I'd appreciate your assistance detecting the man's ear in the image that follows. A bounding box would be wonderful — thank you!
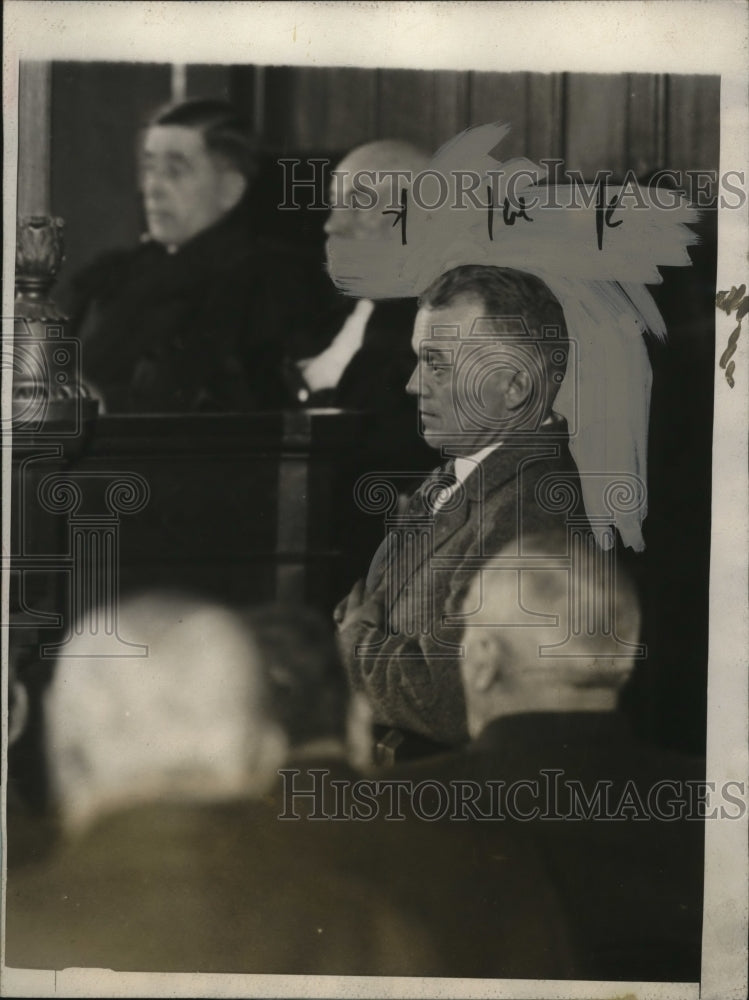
[505,369,533,410]
[468,633,502,693]
[218,169,247,212]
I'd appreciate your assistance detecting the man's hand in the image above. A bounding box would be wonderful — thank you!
[297,298,374,392]
[332,581,359,628]
[81,378,107,414]
[335,578,384,634]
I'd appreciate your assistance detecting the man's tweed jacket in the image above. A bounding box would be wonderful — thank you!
[339,421,584,746]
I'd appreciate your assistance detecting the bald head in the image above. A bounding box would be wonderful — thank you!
[325,139,430,241]
[336,140,430,177]
[459,537,641,738]
[46,592,287,835]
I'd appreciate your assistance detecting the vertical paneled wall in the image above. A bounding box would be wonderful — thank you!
[50,63,230,289]
[50,63,171,291]
[250,66,719,175]
[48,64,720,284]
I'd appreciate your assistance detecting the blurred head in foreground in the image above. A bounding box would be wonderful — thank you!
[46,592,287,835]
[244,603,372,769]
[459,537,641,740]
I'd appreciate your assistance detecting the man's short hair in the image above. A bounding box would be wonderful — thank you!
[46,593,282,834]
[419,265,569,398]
[464,535,641,691]
[149,98,259,181]
[244,604,348,747]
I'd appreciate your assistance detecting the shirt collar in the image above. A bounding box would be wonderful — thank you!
[454,442,502,485]
[452,414,557,485]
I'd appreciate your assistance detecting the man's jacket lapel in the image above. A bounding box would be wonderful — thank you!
[367,433,571,607]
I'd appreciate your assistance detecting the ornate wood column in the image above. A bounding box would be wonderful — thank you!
[11,62,97,655]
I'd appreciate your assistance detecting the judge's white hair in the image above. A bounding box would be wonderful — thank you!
[45,591,287,835]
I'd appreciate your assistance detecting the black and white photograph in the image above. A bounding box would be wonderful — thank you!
[2,3,747,998]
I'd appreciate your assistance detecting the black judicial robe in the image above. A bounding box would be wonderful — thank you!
[299,294,435,472]
[65,206,312,414]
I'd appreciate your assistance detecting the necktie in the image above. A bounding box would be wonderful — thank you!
[365,461,458,593]
[421,459,459,514]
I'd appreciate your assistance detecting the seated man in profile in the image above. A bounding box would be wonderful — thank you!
[66,98,300,413]
[291,138,434,474]
[335,264,584,751]
[297,144,428,412]
[444,542,704,982]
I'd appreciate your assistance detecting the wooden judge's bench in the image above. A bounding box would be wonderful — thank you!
[8,391,394,811]
[10,405,379,662]
[88,409,370,608]
[9,60,386,662]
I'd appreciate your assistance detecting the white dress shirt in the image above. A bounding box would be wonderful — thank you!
[431,414,555,511]
[431,442,503,511]
[297,298,375,392]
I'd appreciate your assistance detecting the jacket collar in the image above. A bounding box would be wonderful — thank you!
[141,200,260,275]
[472,711,635,772]
[442,414,571,503]
[381,437,554,601]
[372,417,572,601]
